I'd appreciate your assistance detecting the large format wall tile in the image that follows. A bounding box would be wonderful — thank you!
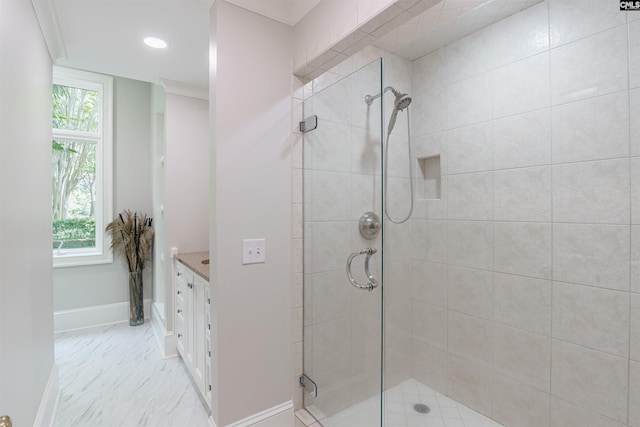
[493,109,551,170]
[631,293,640,362]
[552,223,630,291]
[494,222,552,279]
[445,73,492,130]
[409,87,446,137]
[493,166,552,222]
[304,121,352,172]
[307,221,352,274]
[493,52,550,119]
[492,374,550,427]
[307,170,352,221]
[413,301,447,350]
[306,270,352,325]
[447,311,492,367]
[412,261,447,307]
[447,266,493,320]
[350,127,380,175]
[447,221,493,270]
[493,273,552,336]
[412,220,447,263]
[551,340,628,423]
[550,396,627,427]
[550,25,628,105]
[447,172,493,221]
[632,226,640,293]
[549,0,626,48]
[445,122,492,174]
[493,323,551,392]
[491,1,549,69]
[630,360,640,426]
[630,20,640,89]
[447,355,493,415]
[631,157,640,225]
[412,341,448,393]
[551,92,629,164]
[411,48,445,97]
[552,281,629,357]
[445,27,493,85]
[552,159,630,224]
[631,90,640,157]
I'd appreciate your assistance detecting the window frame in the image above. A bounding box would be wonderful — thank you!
[52,66,113,268]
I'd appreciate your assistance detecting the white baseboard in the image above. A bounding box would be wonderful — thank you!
[224,401,294,427]
[151,302,178,358]
[34,364,60,427]
[54,299,152,333]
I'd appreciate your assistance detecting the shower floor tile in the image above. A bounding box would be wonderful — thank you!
[311,379,503,427]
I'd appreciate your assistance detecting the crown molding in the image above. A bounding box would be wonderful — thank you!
[157,78,209,101]
[31,0,67,62]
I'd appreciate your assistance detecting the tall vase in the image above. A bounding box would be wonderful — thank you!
[129,270,144,326]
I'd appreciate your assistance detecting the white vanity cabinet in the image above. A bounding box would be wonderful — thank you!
[175,258,211,409]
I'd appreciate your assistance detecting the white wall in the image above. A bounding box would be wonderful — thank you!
[165,93,209,255]
[53,77,153,312]
[163,91,209,332]
[210,1,292,424]
[0,0,55,424]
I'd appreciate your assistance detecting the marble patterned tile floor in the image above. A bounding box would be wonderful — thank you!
[54,322,210,427]
[309,379,503,427]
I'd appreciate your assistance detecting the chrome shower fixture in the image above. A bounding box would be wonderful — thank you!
[365,86,412,109]
[365,85,415,224]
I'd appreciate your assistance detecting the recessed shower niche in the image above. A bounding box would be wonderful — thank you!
[417,154,441,200]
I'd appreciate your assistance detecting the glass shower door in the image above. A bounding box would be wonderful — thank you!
[302,58,384,427]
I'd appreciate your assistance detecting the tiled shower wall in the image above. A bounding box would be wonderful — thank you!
[295,1,640,426]
[409,1,640,426]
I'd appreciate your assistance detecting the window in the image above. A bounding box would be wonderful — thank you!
[52,67,113,267]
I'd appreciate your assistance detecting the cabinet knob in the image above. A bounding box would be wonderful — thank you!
[188,283,193,289]
[177,290,182,295]
[177,272,182,277]
[177,309,182,314]
[177,333,182,338]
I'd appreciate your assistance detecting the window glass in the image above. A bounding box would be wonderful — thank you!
[52,139,96,250]
[52,85,99,133]
[52,67,113,267]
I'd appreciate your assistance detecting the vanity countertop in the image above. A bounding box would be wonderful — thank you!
[175,251,210,281]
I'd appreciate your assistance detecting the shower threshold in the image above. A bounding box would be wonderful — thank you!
[307,379,504,427]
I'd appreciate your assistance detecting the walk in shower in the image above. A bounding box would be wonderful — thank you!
[301,56,501,427]
[301,2,640,426]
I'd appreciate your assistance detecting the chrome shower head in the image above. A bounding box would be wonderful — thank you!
[394,93,412,111]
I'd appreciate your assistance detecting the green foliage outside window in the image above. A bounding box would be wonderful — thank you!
[53,217,96,249]
[52,83,99,251]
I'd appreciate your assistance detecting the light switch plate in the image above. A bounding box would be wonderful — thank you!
[242,238,266,264]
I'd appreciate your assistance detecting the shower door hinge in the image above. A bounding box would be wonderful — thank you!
[299,115,318,133]
[299,374,318,398]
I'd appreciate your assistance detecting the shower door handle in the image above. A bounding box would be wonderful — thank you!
[346,248,378,291]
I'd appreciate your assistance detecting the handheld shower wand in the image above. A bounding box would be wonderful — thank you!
[365,86,414,224]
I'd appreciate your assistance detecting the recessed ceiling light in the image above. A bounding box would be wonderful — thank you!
[144,37,168,49]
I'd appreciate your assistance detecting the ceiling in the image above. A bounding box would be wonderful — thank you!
[32,0,538,95]
[32,0,320,95]
[225,0,321,26]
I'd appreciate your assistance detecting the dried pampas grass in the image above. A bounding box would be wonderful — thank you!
[106,210,154,272]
